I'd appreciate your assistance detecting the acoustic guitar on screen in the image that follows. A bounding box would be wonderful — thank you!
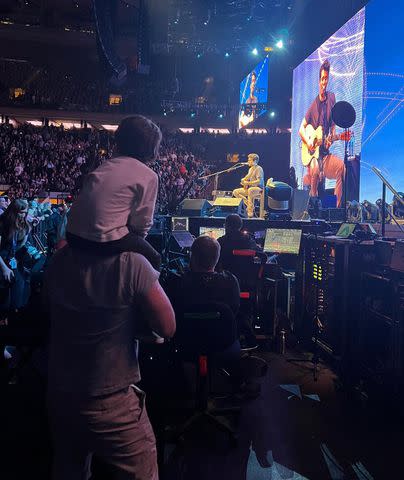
[301,124,352,166]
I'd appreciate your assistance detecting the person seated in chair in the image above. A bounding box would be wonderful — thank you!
[216,214,261,272]
[169,235,240,321]
[168,236,253,394]
[217,214,261,350]
[232,153,264,218]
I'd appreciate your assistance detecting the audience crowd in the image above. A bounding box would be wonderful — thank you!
[0,123,212,213]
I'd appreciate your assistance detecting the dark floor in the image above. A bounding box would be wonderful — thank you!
[1,348,403,480]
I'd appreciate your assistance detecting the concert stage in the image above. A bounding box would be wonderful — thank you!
[154,214,404,241]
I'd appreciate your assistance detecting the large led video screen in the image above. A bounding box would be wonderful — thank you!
[290,9,365,206]
[361,0,404,203]
[239,56,269,129]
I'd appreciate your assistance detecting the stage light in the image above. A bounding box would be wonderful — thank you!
[219,114,224,118]
[276,40,284,49]
[191,112,196,118]
[197,53,202,59]
[270,111,276,118]
[163,112,167,116]
[225,52,230,58]
[251,48,258,56]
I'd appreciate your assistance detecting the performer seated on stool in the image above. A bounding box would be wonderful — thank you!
[232,153,264,218]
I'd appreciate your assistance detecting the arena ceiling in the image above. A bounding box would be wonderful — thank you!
[164,0,296,54]
[0,0,296,54]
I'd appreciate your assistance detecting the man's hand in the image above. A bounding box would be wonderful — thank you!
[324,135,333,150]
[306,138,314,152]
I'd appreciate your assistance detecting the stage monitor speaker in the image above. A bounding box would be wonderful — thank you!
[212,197,244,217]
[179,199,210,217]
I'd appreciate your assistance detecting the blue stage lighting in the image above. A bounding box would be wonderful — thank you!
[252,48,258,56]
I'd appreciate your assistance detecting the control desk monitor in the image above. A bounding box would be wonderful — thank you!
[172,216,189,232]
[171,231,194,249]
[264,228,302,255]
[199,226,225,240]
[336,223,356,238]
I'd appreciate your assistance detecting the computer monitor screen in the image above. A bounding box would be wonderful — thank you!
[172,217,189,231]
[336,223,356,238]
[264,228,302,254]
[171,231,194,249]
[199,227,225,240]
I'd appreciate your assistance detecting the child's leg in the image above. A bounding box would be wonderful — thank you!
[66,233,161,270]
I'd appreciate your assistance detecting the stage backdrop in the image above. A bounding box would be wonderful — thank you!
[238,56,269,129]
[361,0,404,203]
[290,9,365,195]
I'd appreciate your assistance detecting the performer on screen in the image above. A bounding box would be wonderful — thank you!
[246,71,258,104]
[299,59,345,207]
[239,71,258,128]
[233,153,264,218]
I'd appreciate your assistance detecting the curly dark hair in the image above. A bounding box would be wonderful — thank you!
[319,59,330,79]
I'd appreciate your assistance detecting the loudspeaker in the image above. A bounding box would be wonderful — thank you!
[212,197,244,217]
[179,199,210,217]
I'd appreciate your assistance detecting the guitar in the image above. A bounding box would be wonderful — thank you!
[301,124,352,167]
[240,179,249,192]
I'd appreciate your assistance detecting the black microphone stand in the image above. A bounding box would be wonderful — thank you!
[343,128,349,222]
[198,162,248,194]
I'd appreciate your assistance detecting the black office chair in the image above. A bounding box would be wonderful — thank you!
[227,250,272,369]
[172,301,240,443]
[230,249,267,319]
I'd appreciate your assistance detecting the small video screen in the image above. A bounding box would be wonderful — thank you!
[172,231,194,249]
[264,228,302,255]
[336,223,356,238]
[199,227,225,240]
[171,216,189,232]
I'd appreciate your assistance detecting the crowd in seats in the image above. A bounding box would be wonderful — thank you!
[0,123,212,213]
[154,130,211,213]
[0,123,106,198]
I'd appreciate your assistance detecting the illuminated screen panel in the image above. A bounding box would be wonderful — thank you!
[290,9,365,195]
[171,217,189,231]
[239,56,269,129]
[361,0,404,202]
[199,227,225,240]
[264,229,302,255]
